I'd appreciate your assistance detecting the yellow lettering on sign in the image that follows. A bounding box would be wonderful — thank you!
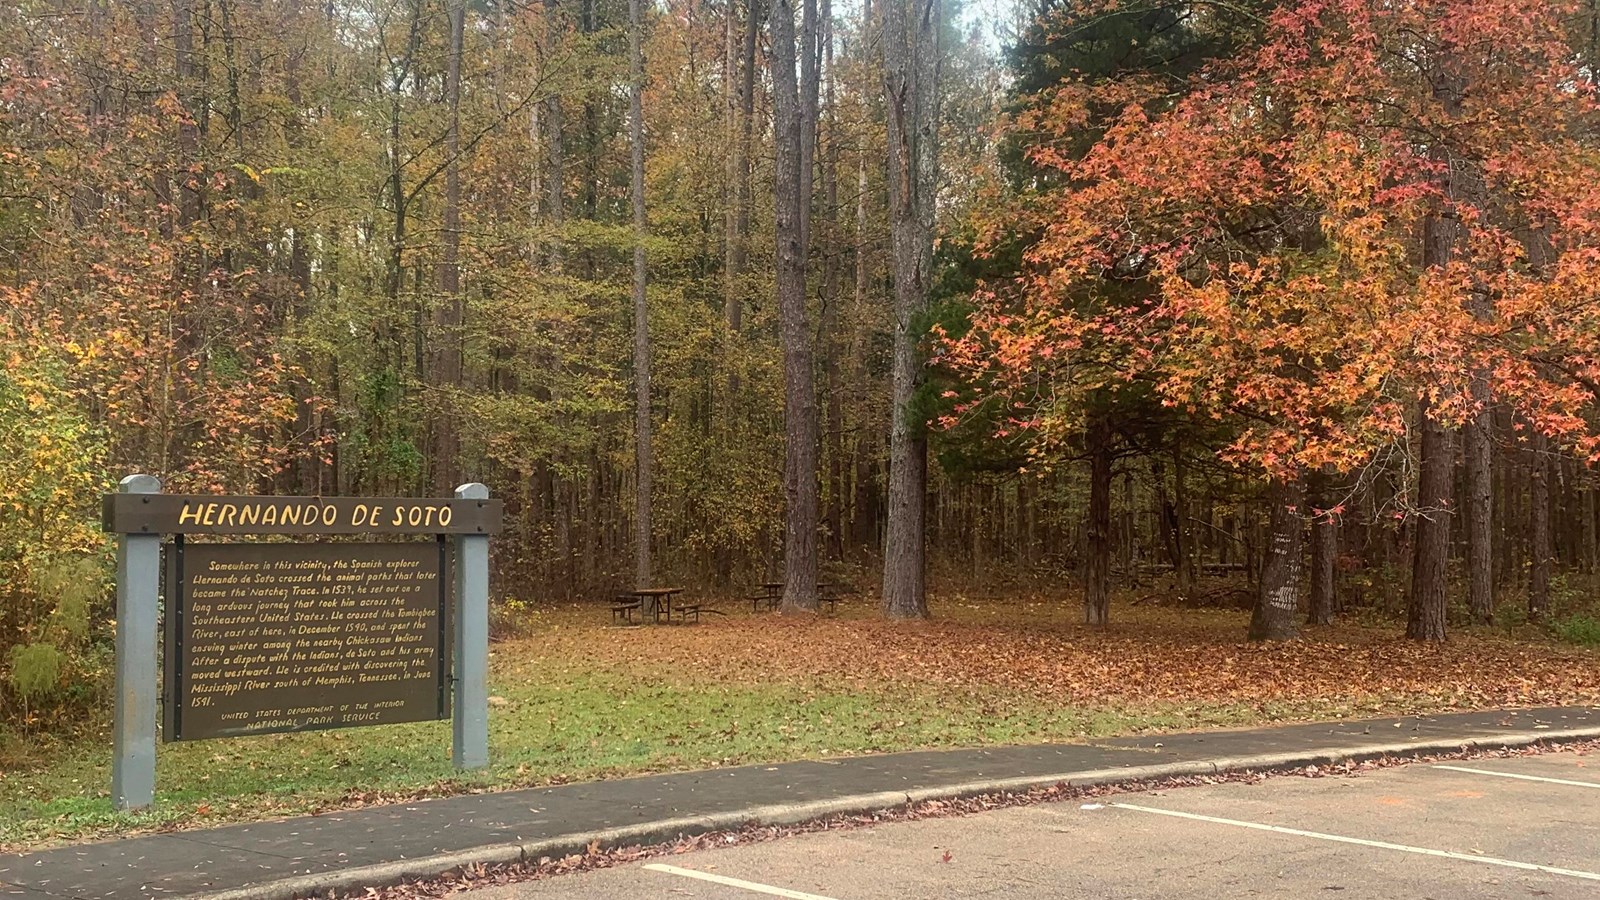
[239,504,261,526]
[218,504,238,527]
[200,502,219,526]
[262,505,279,526]
[281,505,301,526]
[178,503,203,526]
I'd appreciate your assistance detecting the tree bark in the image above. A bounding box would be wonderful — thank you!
[1464,294,1494,623]
[1530,433,1551,623]
[1249,477,1304,641]
[173,0,201,234]
[820,1,844,561]
[543,0,564,268]
[798,0,819,250]
[1583,482,1597,584]
[1119,469,1137,580]
[1172,449,1196,598]
[1308,469,1337,625]
[1404,55,1466,642]
[628,0,652,586]
[880,0,940,620]
[432,0,465,496]
[1464,404,1493,624]
[1152,458,1179,574]
[725,0,758,343]
[1083,415,1112,625]
[848,53,871,556]
[772,0,820,612]
[1407,407,1453,641]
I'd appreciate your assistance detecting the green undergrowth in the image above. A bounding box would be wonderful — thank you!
[1551,614,1600,647]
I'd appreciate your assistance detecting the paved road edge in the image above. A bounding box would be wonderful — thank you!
[195,727,1600,900]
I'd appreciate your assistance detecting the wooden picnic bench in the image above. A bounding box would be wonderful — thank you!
[752,581,783,612]
[610,593,646,624]
[753,582,852,614]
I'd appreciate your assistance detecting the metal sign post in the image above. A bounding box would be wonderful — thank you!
[113,474,161,811]
[452,482,490,770]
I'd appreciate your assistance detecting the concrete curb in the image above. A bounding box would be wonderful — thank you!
[196,727,1600,900]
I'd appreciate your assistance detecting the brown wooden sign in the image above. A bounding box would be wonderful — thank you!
[104,494,502,535]
[164,541,450,741]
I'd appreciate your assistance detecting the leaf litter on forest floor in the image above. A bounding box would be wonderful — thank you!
[510,603,1600,713]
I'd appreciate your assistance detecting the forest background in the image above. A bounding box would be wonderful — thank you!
[5,0,1600,749]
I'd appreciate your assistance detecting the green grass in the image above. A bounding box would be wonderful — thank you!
[10,593,1592,851]
[0,665,1341,851]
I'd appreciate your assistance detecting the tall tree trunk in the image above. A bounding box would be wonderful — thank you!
[1308,469,1337,626]
[527,2,543,259]
[1120,469,1137,579]
[1407,58,1468,641]
[1530,433,1551,623]
[173,0,201,234]
[1249,477,1304,641]
[432,0,465,496]
[737,0,758,306]
[820,1,844,561]
[880,0,940,620]
[772,0,820,612]
[1172,449,1196,598]
[543,0,564,268]
[1152,458,1179,572]
[723,0,739,304]
[1464,280,1494,623]
[1464,401,1493,624]
[1583,482,1597,586]
[385,0,424,311]
[848,73,871,557]
[580,0,600,228]
[853,436,879,551]
[629,0,652,586]
[1408,407,1453,641]
[798,0,818,248]
[1083,414,1112,625]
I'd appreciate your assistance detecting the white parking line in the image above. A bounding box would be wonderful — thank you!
[1103,803,1600,883]
[643,863,843,899]
[1433,765,1600,789]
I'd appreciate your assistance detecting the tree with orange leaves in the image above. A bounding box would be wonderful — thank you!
[955,0,1600,640]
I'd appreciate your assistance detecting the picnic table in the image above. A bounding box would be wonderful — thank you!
[632,587,682,622]
[753,581,848,612]
[610,587,702,624]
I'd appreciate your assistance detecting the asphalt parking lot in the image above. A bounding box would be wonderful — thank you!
[463,748,1599,899]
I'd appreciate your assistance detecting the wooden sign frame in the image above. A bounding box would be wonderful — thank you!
[105,477,498,810]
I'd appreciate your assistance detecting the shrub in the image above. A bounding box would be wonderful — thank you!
[0,323,112,726]
[7,643,65,701]
[1550,615,1600,648]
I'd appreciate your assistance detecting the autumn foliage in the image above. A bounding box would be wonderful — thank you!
[3,0,1600,734]
[960,0,1600,475]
